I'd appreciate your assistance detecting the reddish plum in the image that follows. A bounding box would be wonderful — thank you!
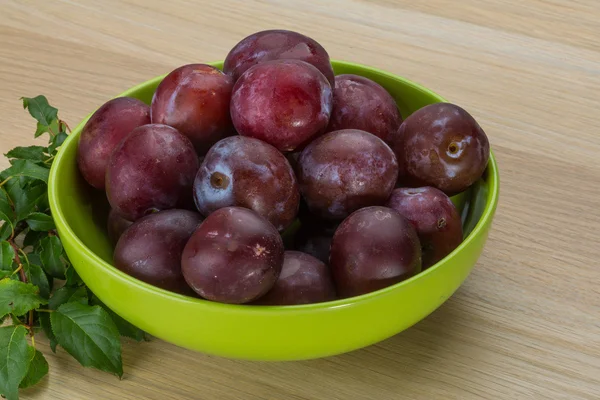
[181,207,284,304]
[330,206,422,297]
[230,59,332,152]
[327,74,402,142]
[387,187,463,269]
[106,124,199,221]
[224,29,334,85]
[77,97,150,189]
[297,129,398,220]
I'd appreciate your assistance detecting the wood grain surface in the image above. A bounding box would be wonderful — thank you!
[1,1,599,399]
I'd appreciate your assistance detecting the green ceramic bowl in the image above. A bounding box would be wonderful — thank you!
[48,60,499,361]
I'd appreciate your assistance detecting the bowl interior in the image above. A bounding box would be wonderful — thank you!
[50,60,498,309]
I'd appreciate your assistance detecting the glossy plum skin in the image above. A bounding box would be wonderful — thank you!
[387,187,463,269]
[391,103,490,195]
[113,209,202,295]
[107,208,132,246]
[77,97,150,189]
[327,74,402,143]
[297,129,399,220]
[230,59,333,152]
[224,29,335,85]
[151,64,235,155]
[181,207,284,304]
[106,124,199,221]
[193,136,300,231]
[330,206,422,298]
[255,251,336,305]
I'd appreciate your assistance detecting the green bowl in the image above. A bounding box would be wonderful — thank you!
[48,60,499,361]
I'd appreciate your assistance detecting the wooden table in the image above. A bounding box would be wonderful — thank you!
[2,1,599,398]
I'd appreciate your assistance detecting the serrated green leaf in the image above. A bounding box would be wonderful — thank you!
[37,236,65,279]
[51,302,123,377]
[47,131,68,155]
[39,313,57,352]
[25,212,55,232]
[13,184,47,222]
[64,266,83,287]
[0,241,15,272]
[90,295,146,342]
[0,190,14,241]
[5,146,48,162]
[19,349,48,389]
[49,286,87,310]
[0,160,49,184]
[23,263,51,299]
[0,325,34,400]
[0,278,47,319]
[21,96,58,138]
[23,230,45,249]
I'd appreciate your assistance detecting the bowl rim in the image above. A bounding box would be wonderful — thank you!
[48,59,500,313]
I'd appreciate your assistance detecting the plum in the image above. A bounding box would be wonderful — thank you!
[230,59,332,152]
[224,29,334,85]
[297,129,398,220]
[106,124,199,221]
[77,97,150,189]
[193,136,300,231]
[107,208,132,246]
[387,187,463,269]
[113,209,202,294]
[330,206,421,297]
[390,103,489,194]
[151,64,235,155]
[255,251,336,305]
[181,207,284,304]
[327,74,402,142]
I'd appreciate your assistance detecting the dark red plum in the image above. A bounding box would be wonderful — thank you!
[193,136,300,231]
[387,187,463,269]
[181,207,284,304]
[224,29,334,85]
[107,208,133,246]
[230,59,333,152]
[327,74,402,143]
[151,64,235,155]
[113,209,202,294]
[330,206,422,297]
[297,129,398,220]
[77,97,150,189]
[106,124,199,221]
[390,103,489,195]
[255,251,336,305]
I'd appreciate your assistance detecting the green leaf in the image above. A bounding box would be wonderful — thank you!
[21,96,58,138]
[0,160,49,184]
[39,313,57,352]
[0,278,47,319]
[64,266,83,287]
[0,325,34,400]
[13,184,47,221]
[19,349,48,389]
[51,302,123,377]
[90,296,146,342]
[25,212,55,231]
[5,146,48,162]
[47,131,68,155]
[0,241,15,272]
[49,286,87,310]
[0,190,14,241]
[23,263,51,299]
[23,230,45,249]
[37,236,65,279]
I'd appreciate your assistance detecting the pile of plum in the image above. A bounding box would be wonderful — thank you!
[77,29,489,305]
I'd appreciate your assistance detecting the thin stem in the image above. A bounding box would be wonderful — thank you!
[11,263,23,276]
[31,334,36,349]
[35,309,54,313]
[0,176,12,188]
[43,154,55,164]
[59,119,71,133]
[8,240,26,283]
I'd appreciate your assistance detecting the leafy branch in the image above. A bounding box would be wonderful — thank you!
[0,96,145,400]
